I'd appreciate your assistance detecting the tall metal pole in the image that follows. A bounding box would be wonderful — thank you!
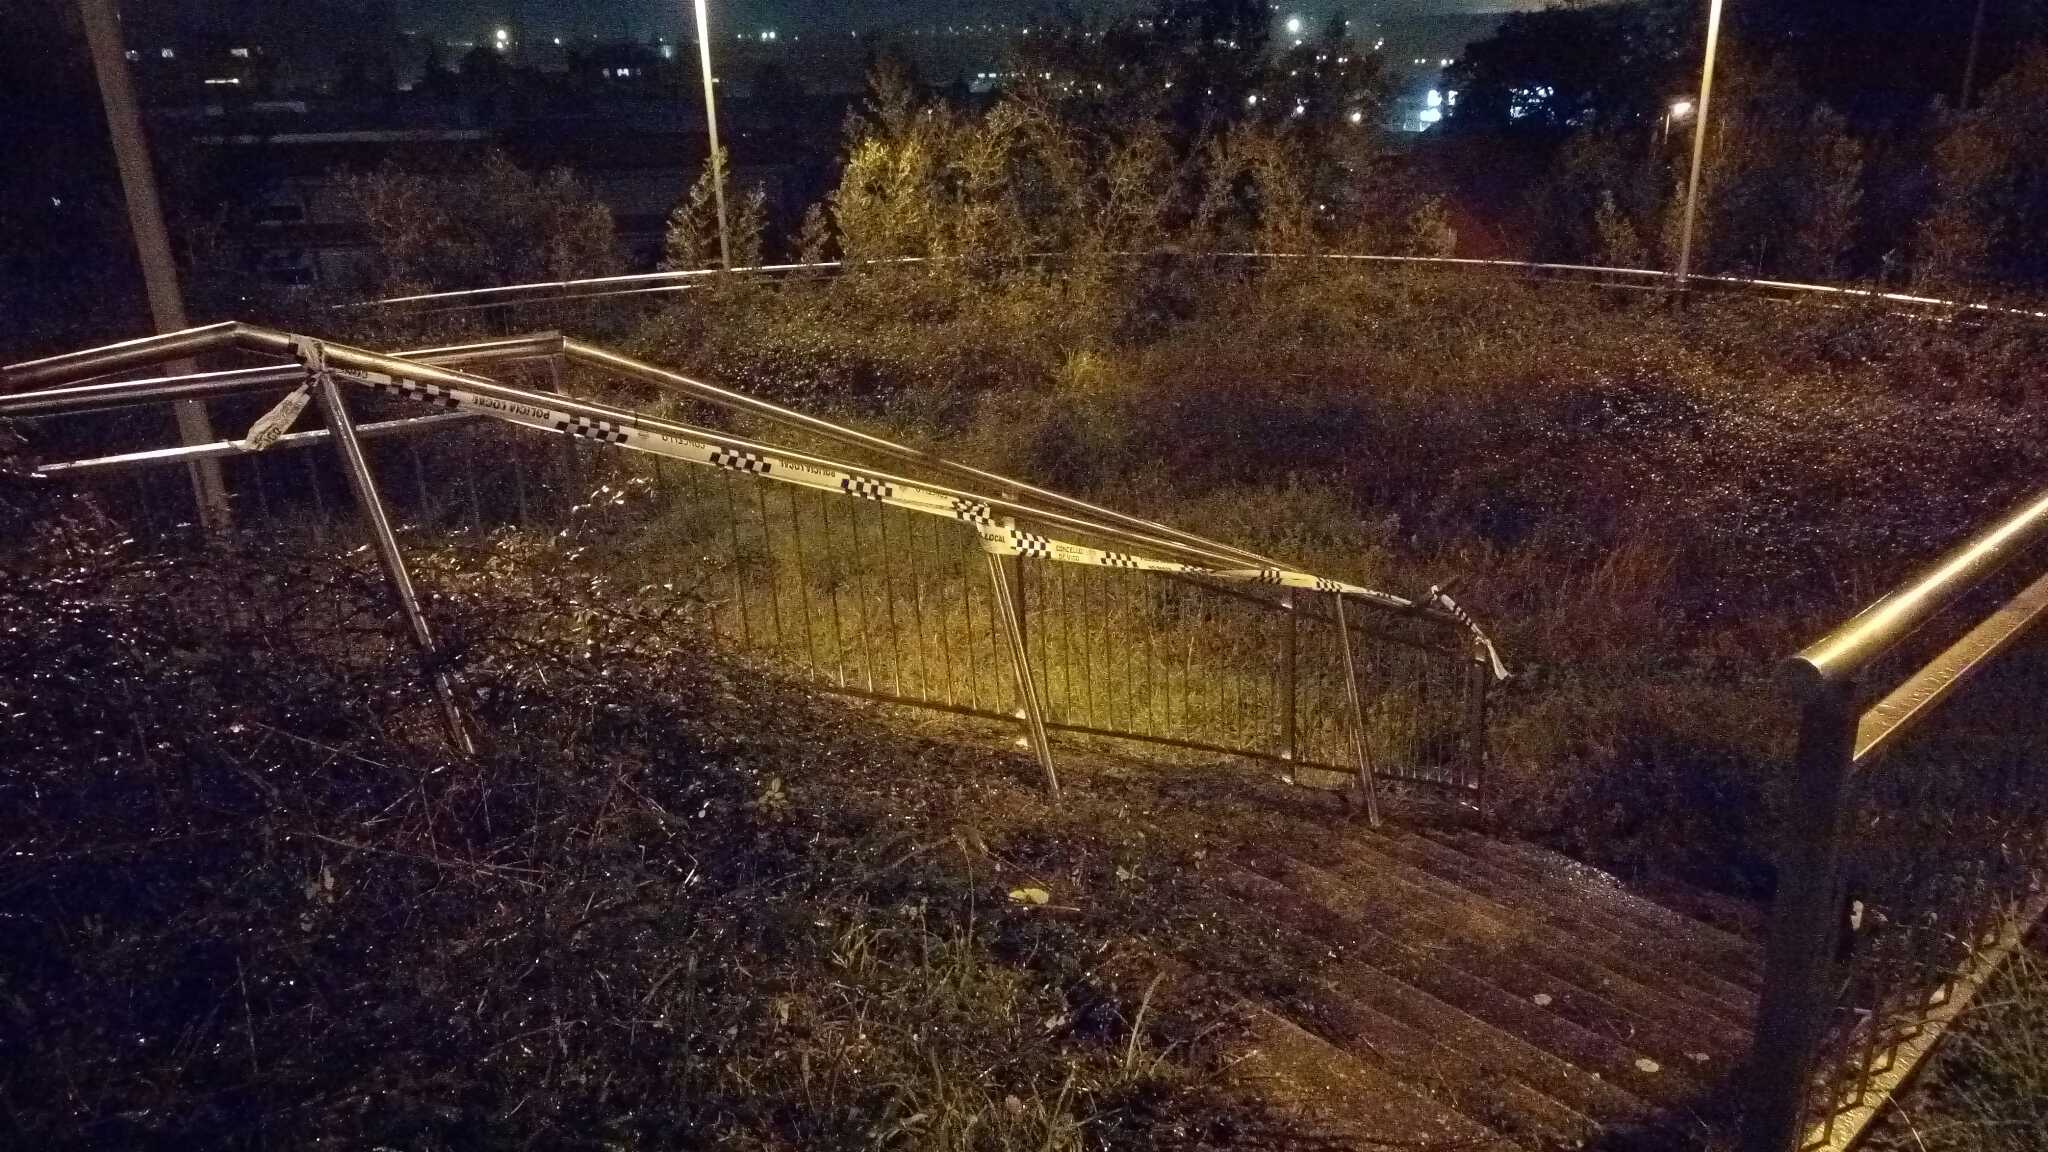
[1960,0,1990,111]
[1673,0,1725,293]
[690,0,734,270]
[77,0,231,533]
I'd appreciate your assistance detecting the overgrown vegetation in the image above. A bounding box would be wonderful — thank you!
[0,465,1289,1149]
[1872,949,2048,1152]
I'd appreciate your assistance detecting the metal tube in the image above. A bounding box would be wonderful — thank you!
[1791,485,2048,691]
[1742,676,1860,1152]
[2,322,243,391]
[690,0,733,270]
[986,550,1059,798]
[560,339,1279,570]
[1281,589,1299,761]
[1674,0,1726,291]
[73,0,228,532]
[310,365,475,756]
[36,412,479,475]
[1334,592,1382,827]
[1,334,562,417]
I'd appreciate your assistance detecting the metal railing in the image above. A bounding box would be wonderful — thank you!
[334,254,2048,331]
[3,324,1503,813]
[1744,488,2048,1152]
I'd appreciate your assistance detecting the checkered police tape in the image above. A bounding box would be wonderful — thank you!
[336,349,1496,667]
[1430,585,1511,682]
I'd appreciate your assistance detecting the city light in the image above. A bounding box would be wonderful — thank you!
[1284,15,1303,36]
[1669,98,1696,120]
[493,28,509,52]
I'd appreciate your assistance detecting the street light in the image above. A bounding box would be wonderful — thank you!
[1673,0,1724,292]
[689,0,733,270]
[1659,97,1694,147]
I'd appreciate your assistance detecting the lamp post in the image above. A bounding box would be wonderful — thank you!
[1673,0,1725,292]
[76,0,231,532]
[689,0,733,270]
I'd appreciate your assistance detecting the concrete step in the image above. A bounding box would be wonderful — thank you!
[1098,947,1531,1151]
[1422,828,1764,981]
[1210,860,1713,1113]
[1351,823,1764,1011]
[1297,833,1759,1041]
[1247,846,1754,1070]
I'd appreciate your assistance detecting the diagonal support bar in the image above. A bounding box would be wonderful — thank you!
[1334,591,1382,827]
[986,550,1059,799]
[302,342,475,756]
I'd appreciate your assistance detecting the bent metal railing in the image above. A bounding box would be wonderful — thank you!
[1745,489,2048,1152]
[1,324,1507,814]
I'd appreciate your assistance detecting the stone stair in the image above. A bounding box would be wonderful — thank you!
[1105,771,1765,1151]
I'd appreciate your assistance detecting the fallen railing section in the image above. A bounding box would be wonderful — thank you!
[3,325,1507,815]
[1745,488,2048,1152]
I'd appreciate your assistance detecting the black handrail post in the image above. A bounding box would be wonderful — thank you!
[1744,674,1860,1152]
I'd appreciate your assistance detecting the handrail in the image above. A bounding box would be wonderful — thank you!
[1785,486,2048,692]
[5,326,1276,573]
[1746,481,2048,1152]
[2,323,1466,624]
[560,338,1281,571]
[334,252,2048,325]
[0,333,565,415]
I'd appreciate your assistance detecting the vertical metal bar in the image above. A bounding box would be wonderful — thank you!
[462,439,483,533]
[408,441,431,522]
[1743,676,1861,1152]
[251,454,274,528]
[876,504,904,696]
[511,439,532,528]
[1334,593,1381,827]
[310,368,474,756]
[849,500,879,694]
[1281,590,1299,761]
[756,484,786,657]
[1469,652,1491,820]
[787,486,821,673]
[906,508,932,699]
[926,517,957,707]
[986,550,1059,799]
[685,465,721,647]
[723,471,753,653]
[818,497,849,688]
[1141,581,1159,734]
[302,449,327,543]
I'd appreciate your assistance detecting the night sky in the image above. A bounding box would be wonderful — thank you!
[396,1,1548,40]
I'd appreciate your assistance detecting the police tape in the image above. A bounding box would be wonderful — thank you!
[331,357,1507,679]
[1430,585,1510,682]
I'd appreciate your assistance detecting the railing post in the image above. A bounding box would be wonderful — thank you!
[1280,589,1298,763]
[1467,648,1490,822]
[986,550,1059,799]
[1744,675,1860,1152]
[1333,591,1381,827]
[307,355,476,757]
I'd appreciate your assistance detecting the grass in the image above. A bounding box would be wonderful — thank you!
[1872,949,2048,1152]
[0,482,1295,1150]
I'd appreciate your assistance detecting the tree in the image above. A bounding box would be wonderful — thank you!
[1651,57,1866,280]
[662,148,766,271]
[1445,2,1688,136]
[1917,46,2048,291]
[337,150,620,295]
